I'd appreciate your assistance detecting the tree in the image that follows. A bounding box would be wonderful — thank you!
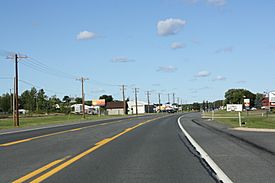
[255,93,264,109]
[48,95,61,112]
[75,97,82,104]
[99,95,113,102]
[224,89,256,106]
[37,89,48,112]
[193,102,200,111]
[202,101,205,111]
[62,96,71,104]
[0,93,12,112]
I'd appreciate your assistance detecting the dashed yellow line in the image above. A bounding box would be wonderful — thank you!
[16,116,165,183]
[0,119,132,147]
[12,156,70,183]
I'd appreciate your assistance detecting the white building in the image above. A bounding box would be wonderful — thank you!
[127,101,153,114]
[71,104,99,114]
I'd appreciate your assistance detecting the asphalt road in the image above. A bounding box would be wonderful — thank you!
[0,114,216,183]
[1,113,274,183]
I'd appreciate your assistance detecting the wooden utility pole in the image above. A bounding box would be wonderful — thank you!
[7,54,28,126]
[134,88,139,115]
[13,78,15,126]
[158,93,161,112]
[146,91,150,113]
[121,85,126,115]
[77,77,89,118]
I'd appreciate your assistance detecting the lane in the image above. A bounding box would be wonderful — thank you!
[180,113,275,183]
[0,114,163,183]
[39,114,216,183]
[0,114,156,146]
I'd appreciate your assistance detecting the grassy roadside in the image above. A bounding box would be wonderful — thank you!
[0,114,122,130]
[202,110,275,129]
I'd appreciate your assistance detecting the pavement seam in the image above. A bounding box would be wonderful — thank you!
[192,119,275,156]
[178,116,233,183]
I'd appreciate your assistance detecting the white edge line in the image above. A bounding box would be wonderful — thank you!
[178,116,233,183]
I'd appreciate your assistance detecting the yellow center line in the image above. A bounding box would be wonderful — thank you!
[0,118,134,147]
[12,156,70,183]
[23,116,165,183]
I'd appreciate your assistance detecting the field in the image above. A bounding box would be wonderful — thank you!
[0,114,120,130]
[202,110,275,129]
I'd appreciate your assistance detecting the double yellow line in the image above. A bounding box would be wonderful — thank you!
[12,116,164,183]
[0,119,132,147]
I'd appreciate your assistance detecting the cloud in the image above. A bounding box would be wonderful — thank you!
[171,42,184,49]
[76,31,96,40]
[237,80,247,84]
[157,18,186,36]
[195,70,211,77]
[215,46,233,54]
[91,88,106,93]
[111,56,135,63]
[152,83,161,87]
[157,66,178,73]
[213,75,226,81]
[207,0,226,6]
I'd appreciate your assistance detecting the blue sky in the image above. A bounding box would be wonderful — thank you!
[1,0,275,104]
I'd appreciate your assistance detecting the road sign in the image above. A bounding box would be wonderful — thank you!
[244,99,250,107]
[227,104,243,112]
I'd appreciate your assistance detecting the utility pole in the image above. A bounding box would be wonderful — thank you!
[134,88,139,115]
[121,85,126,115]
[76,77,89,118]
[177,97,179,105]
[158,93,161,113]
[172,93,175,104]
[7,54,28,127]
[10,89,12,113]
[168,93,170,104]
[13,78,15,126]
[146,91,151,113]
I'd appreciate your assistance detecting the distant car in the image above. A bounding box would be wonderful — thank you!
[251,107,257,111]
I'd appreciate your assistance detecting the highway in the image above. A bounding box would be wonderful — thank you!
[1,113,275,182]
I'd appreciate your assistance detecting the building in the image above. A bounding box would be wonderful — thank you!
[71,104,99,114]
[106,101,126,115]
[18,109,28,115]
[127,101,154,114]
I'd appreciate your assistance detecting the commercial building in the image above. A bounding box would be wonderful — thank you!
[127,101,154,114]
[106,101,126,115]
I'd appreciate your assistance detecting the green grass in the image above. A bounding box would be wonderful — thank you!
[202,110,275,129]
[0,114,121,130]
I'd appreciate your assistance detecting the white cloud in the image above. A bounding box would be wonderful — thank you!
[215,46,233,54]
[195,70,211,77]
[157,66,178,73]
[171,42,184,49]
[157,18,186,36]
[76,31,96,40]
[213,75,226,81]
[207,0,226,6]
[111,56,135,63]
[237,80,247,84]
[184,0,227,7]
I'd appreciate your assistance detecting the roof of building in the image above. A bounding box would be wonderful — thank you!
[106,101,125,109]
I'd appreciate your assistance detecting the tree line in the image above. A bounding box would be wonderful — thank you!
[0,87,116,115]
[184,88,264,111]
